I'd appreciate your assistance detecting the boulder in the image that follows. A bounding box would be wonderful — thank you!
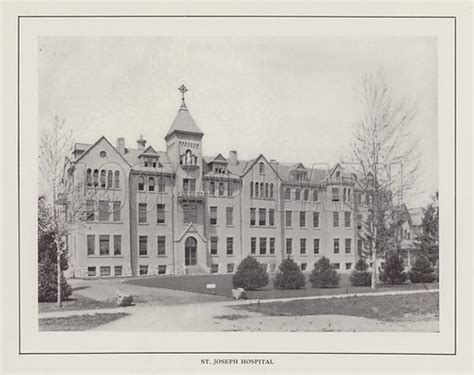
[232,288,246,300]
[114,290,133,307]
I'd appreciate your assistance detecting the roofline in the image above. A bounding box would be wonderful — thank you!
[74,136,132,167]
[241,154,283,181]
[165,129,204,142]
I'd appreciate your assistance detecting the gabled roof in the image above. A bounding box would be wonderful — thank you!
[241,154,283,181]
[210,153,228,163]
[74,136,132,166]
[138,145,159,158]
[165,104,203,140]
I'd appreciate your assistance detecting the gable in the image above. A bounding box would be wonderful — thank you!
[74,136,131,168]
[242,154,282,181]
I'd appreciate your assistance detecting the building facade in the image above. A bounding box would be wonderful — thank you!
[67,86,372,278]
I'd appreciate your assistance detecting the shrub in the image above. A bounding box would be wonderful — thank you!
[409,254,436,283]
[379,252,407,285]
[309,256,340,288]
[232,256,269,290]
[350,258,372,286]
[38,259,72,302]
[273,257,306,290]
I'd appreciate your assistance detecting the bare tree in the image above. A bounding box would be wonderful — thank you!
[39,116,87,307]
[346,70,420,288]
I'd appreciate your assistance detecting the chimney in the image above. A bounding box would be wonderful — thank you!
[229,150,238,165]
[116,137,125,154]
[137,135,146,151]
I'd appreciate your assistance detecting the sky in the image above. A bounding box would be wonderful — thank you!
[39,36,438,207]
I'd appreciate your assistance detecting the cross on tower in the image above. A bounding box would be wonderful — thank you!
[178,84,188,106]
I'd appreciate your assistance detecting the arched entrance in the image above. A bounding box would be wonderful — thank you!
[185,237,197,266]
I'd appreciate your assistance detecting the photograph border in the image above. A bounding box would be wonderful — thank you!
[18,14,457,357]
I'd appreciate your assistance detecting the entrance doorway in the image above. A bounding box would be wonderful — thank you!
[185,237,197,266]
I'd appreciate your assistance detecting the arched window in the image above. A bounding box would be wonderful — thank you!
[93,169,99,187]
[259,162,265,175]
[270,183,274,198]
[209,181,215,196]
[218,182,225,196]
[332,187,339,202]
[260,183,264,197]
[255,183,259,197]
[185,149,193,165]
[138,176,145,191]
[265,183,269,198]
[303,189,309,201]
[313,190,318,201]
[285,188,291,200]
[295,189,301,200]
[228,182,234,197]
[336,171,341,178]
[250,182,253,197]
[114,171,120,189]
[100,170,106,189]
[157,177,165,192]
[347,188,351,202]
[107,170,113,189]
[86,169,92,187]
[343,188,347,202]
[148,177,155,192]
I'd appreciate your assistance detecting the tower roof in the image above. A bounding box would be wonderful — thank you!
[165,84,203,141]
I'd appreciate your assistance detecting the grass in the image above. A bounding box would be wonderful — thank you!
[39,312,129,331]
[237,292,439,322]
[214,314,249,321]
[38,294,118,313]
[126,274,438,301]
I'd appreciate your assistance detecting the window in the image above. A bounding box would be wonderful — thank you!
[139,236,148,256]
[157,204,165,224]
[357,214,363,230]
[99,235,110,256]
[86,200,95,221]
[265,183,269,198]
[346,263,352,270]
[100,170,106,188]
[183,205,197,224]
[259,208,266,226]
[250,182,253,197]
[333,212,339,227]
[343,188,347,202]
[211,264,219,273]
[270,184,274,198]
[100,151,107,158]
[157,236,166,256]
[210,237,218,255]
[114,171,120,189]
[113,201,121,222]
[333,238,340,254]
[99,200,110,221]
[183,178,196,193]
[251,237,257,254]
[226,207,233,226]
[313,211,319,228]
[114,266,122,276]
[228,182,234,196]
[255,183,259,197]
[347,188,352,202]
[345,238,352,254]
[138,176,145,191]
[357,239,363,255]
[87,235,95,255]
[86,169,92,187]
[210,206,217,225]
[88,267,96,277]
[313,238,320,254]
[285,211,292,227]
[227,237,234,255]
[259,237,267,255]
[93,169,99,187]
[286,238,293,255]
[218,182,225,196]
[344,212,351,227]
[285,188,291,200]
[295,189,301,200]
[148,177,155,192]
[300,211,306,228]
[209,181,215,196]
[138,203,147,223]
[313,190,318,201]
[250,208,256,226]
[227,263,234,273]
[332,187,339,201]
[100,266,111,277]
[300,239,306,255]
[333,263,340,270]
[139,265,148,276]
[157,177,165,192]
[269,209,275,226]
[107,170,113,189]
[260,183,264,198]
[269,238,275,255]
[158,265,167,275]
[303,189,309,201]
[259,162,265,175]
[301,263,307,271]
[113,235,121,255]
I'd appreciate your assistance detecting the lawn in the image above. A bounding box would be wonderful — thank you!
[39,312,129,331]
[39,294,118,314]
[237,292,439,322]
[126,274,438,300]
